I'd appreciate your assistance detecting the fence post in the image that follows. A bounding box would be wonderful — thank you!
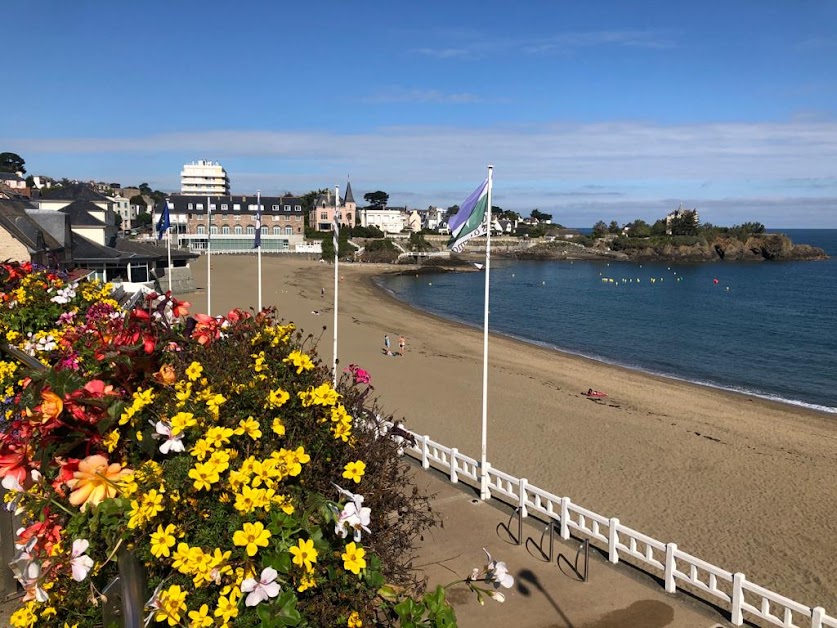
[664,542,677,593]
[608,518,619,564]
[421,435,430,469]
[518,479,528,519]
[480,462,491,500]
[731,572,745,626]
[811,607,825,628]
[449,448,459,484]
[0,490,18,597]
[560,496,571,540]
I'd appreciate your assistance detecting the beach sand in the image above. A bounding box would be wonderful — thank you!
[180,253,837,613]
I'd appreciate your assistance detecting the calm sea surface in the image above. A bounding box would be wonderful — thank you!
[376,229,837,413]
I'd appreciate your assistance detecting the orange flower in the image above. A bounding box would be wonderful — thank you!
[39,390,63,422]
[67,455,132,510]
[154,364,177,385]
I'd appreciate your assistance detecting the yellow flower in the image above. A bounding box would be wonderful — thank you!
[205,426,234,448]
[103,430,120,453]
[342,542,367,575]
[233,521,271,557]
[267,387,290,408]
[154,584,188,626]
[298,383,340,407]
[66,454,132,511]
[190,439,212,461]
[188,604,213,628]
[297,573,316,592]
[283,350,315,374]
[185,361,204,381]
[214,595,238,622]
[170,411,197,435]
[235,416,262,440]
[271,417,286,436]
[348,610,363,627]
[289,538,318,572]
[150,524,177,558]
[189,462,220,491]
[9,601,38,628]
[342,460,366,484]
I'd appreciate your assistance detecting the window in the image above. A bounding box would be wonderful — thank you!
[272,205,279,210]
[285,226,293,235]
[346,213,352,222]
[295,205,302,211]
[210,225,218,234]
[197,203,204,210]
[246,226,254,235]
[197,225,206,234]
[188,203,193,210]
[188,213,193,220]
[222,226,230,234]
[221,204,228,210]
[320,212,328,220]
[273,226,281,235]
[284,205,291,211]
[209,203,216,211]
[233,204,241,211]
[262,226,267,234]
[233,215,240,221]
[234,226,243,234]
[296,215,302,221]
[272,215,280,221]
[248,204,257,212]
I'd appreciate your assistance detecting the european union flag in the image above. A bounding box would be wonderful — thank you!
[156,201,171,240]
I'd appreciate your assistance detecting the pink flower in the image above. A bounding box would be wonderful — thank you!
[241,567,281,606]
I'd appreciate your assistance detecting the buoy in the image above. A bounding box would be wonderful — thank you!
[428,282,432,286]
[713,278,719,285]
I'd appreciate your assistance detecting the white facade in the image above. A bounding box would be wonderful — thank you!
[109,195,135,230]
[180,160,230,195]
[359,207,406,234]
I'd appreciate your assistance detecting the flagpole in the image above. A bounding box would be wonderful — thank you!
[166,224,173,294]
[257,190,263,312]
[332,186,340,386]
[480,165,493,500]
[206,194,212,316]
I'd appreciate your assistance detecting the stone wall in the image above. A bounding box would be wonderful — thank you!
[153,265,196,293]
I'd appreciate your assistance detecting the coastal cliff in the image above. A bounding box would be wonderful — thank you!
[503,233,828,262]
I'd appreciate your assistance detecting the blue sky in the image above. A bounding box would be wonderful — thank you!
[3,0,836,227]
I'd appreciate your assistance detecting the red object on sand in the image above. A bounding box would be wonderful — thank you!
[583,390,608,399]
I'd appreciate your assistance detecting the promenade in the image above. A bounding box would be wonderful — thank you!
[409,462,730,628]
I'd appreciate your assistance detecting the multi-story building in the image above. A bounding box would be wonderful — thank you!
[180,160,230,196]
[309,181,356,232]
[161,194,306,253]
[359,205,407,234]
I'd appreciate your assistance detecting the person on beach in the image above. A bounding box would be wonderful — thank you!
[384,335,391,352]
[321,287,325,298]
[399,335,406,354]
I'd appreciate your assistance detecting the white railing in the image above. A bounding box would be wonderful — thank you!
[392,427,835,628]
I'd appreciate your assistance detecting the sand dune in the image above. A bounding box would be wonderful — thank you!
[180,253,837,613]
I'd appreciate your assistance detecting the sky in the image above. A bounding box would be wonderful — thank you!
[2,0,836,227]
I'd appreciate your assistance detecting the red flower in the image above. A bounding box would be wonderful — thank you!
[191,314,220,346]
[171,296,191,318]
[0,447,29,489]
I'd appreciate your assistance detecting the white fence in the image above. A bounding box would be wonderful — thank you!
[385,423,837,628]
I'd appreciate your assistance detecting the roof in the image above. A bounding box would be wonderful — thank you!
[0,199,64,252]
[344,180,355,204]
[70,232,122,261]
[58,200,109,226]
[0,172,24,181]
[38,183,111,203]
[114,238,197,262]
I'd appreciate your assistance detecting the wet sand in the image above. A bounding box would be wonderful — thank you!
[180,253,837,613]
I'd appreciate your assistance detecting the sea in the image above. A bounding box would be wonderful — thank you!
[376,229,837,414]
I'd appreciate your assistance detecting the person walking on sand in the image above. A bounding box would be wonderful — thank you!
[384,335,391,353]
[398,335,406,355]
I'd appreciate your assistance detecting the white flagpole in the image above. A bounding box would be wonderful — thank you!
[332,186,340,385]
[480,165,494,500]
[206,195,212,316]
[166,221,173,294]
[257,190,263,312]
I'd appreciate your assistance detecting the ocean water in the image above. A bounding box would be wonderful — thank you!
[377,229,837,413]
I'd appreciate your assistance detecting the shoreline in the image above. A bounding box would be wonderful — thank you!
[180,254,837,613]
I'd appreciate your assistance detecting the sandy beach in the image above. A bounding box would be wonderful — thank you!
[180,253,837,613]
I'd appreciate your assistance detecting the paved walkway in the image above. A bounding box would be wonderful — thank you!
[410,463,732,628]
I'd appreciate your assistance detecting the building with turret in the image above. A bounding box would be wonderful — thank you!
[309,181,356,232]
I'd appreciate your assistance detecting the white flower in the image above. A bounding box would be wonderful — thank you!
[50,285,76,304]
[488,591,506,603]
[241,567,281,607]
[154,420,185,454]
[482,548,514,589]
[10,550,48,602]
[71,539,94,582]
[332,484,371,542]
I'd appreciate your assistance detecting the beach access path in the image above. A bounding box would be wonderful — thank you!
[180,254,837,615]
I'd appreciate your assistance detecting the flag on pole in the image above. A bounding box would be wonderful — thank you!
[332,193,340,255]
[156,201,171,240]
[253,197,262,248]
[447,178,489,252]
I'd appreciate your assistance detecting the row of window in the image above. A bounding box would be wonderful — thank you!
[185,203,303,212]
[194,225,299,235]
[319,213,354,221]
[187,214,302,222]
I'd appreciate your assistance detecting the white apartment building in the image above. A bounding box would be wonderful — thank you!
[180,160,230,195]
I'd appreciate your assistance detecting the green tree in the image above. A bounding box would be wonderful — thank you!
[135,212,152,226]
[625,219,651,237]
[129,194,147,207]
[650,219,668,236]
[669,210,699,236]
[138,182,152,194]
[408,232,434,252]
[24,175,35,187]
[530,209,552,222]
[301,188,329,213]
[592,221,608,237]
[363,191,389,208]
[0,152,26,174]
[608,220,621,234]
